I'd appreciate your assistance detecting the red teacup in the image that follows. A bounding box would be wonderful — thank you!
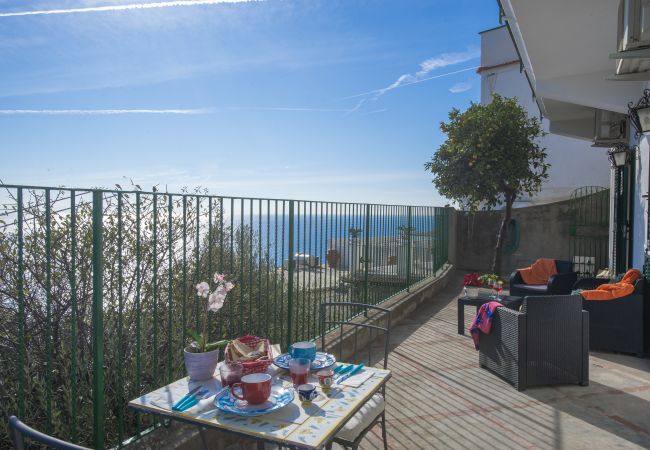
[230,373,272,405]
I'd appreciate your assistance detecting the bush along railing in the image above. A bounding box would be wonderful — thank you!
[0,184,450,449]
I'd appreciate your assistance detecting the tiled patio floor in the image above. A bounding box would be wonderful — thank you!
[357,271,650,449]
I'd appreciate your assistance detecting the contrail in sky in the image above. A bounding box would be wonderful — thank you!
[228,106,352,112]
[0,107,353,115]
[0,0,262,18]
[339,66,480,101]
[0,109,211,114]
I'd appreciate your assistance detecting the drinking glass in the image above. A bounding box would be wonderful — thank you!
[289,358,311,386]
[219,362,244,387]
[493,280,504,301]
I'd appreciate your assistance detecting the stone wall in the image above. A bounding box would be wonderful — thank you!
[453,198,574,276]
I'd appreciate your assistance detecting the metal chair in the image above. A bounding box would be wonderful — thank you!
[319,302,391,450]
[8,416,91,450]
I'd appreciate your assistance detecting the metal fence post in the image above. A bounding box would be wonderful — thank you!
[407,206,412,291]
[444,207,450,265]
[363,204,370,303]
[17,188,25,419]
[286,200,295,346]
[92,191,105,449]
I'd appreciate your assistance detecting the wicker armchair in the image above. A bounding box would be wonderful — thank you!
[509,259,577,297]
[573,277,648,356]
[478,295,589,391]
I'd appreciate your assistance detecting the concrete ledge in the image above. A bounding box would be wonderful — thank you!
[381,263,454,324]
[321,264,455,363]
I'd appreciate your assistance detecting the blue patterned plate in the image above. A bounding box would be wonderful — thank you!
[215,387,294,417]
[273,352,336,370]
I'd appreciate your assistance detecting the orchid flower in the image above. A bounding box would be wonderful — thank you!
[189,272,235,352]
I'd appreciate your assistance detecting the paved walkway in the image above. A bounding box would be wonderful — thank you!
[357,271,650,449]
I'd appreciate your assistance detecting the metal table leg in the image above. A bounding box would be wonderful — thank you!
[198,427,208,450]
[457,298,465,335]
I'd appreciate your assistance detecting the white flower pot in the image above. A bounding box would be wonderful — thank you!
[479,287,493,298]
[464,286,479,297]
[184,347,219,381]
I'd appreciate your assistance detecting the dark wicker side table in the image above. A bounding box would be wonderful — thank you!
[457,294,523,335]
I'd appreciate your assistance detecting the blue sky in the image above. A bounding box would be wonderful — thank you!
[0,0,498,205]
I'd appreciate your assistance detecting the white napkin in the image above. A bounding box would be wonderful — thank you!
[340,369,373,388]
[150,387,228,414]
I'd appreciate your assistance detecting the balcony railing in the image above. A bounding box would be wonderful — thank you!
[0,183,450,448]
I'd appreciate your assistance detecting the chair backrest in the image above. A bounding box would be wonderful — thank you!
[319,302,391,369]
[522,294,583,319]
[521,294,585,385]
[554,260,573,274]
[522,294,584,354]
[8,416,91,450]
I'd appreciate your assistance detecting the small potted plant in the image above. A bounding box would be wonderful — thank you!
[184,272,234,380]
[478,273,504,299]
[463,272,481,297]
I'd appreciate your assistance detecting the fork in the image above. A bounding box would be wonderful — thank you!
[174,388,209,411]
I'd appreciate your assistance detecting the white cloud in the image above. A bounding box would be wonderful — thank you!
[369,48,479,100]
[339,49,479,116]
[416,49,481,76]
[341,66,479,102]
[448,82,472,93]
[0,108,211,114]
[0,106,355,115]
[0,0,262,18]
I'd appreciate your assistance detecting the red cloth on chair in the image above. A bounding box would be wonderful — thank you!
[469,301,503,350]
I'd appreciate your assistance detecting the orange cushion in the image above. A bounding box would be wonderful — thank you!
[580,269,642,301]
[517,258,557,285]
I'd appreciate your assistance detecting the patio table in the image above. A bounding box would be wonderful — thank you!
[128,363,391,450]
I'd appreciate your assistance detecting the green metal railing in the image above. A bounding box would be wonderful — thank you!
[569,186,609,276]
[0,184,450,449]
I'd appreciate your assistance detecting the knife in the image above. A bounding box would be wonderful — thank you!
[335,364,354,377]
[171,386,202,411]
[175,389,210,412]
[334,364,349,374]
[336,363,364,384]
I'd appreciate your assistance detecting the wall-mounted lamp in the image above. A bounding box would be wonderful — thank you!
[608,143,633,168]
[628,89,650,136]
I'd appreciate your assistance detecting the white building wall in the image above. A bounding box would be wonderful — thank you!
[480,26,610,206]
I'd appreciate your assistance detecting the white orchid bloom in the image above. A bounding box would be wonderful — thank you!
[214,285,227,297]
[196,281,210,298]
[208,291,225,312]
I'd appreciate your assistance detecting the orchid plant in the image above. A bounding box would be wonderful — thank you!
[188,272,235,353]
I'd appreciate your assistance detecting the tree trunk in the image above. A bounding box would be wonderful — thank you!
[492,193,515,276]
